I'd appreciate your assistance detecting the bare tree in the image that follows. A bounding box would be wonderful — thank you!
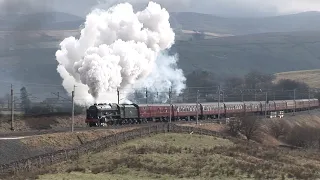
[224,76,245,90]
[228,115,261,141]
[245,70,275,89]
[240,116,261,141]
[228,118,241,136]
[286,126,320,149]
[268,120,290,139]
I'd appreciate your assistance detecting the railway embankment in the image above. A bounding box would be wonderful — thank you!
[180,109,320,146]
[0,115,87,133]
[1,109,320,174]
[0,127,138,166]
[3,123,320,180]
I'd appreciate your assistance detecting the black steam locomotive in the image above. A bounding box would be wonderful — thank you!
[85,103,141,127]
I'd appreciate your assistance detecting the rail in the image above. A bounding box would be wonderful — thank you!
[0,124,222,177]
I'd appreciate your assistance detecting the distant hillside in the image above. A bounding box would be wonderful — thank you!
[170,11,320,35]
[2,11,320,35]
[0,12,84,31]
[1,31,320,89]
[1,12,320,96]
[171,31,320,77]
[275,69,320,88]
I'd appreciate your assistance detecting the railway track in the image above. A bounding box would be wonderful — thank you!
[0,108,319,138]
[0,121,198,138]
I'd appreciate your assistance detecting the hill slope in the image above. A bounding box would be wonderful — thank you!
[3,11,320,35]
[170,11,320,35]
[36,133,320,180]
[172,31,320,77]
[1,11,320,95]
[1,31,320,97]
[275,69,320,88]
[0,12,84,31]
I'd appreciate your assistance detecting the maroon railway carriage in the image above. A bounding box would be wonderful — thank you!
[200,102,224,119]
[224,102,245,114]
[301,99,311,109]
[274,100,287,111]
[261,101,276,112]
[172,103,198,121]
[138,104,172,121]
[243,101,261,113]
[295,99,305,110]
[310,99,320,108]
[224,102,245,118]
[285,100,295,111]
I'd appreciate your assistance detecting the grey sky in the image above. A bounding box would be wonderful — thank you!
[1,0,320,17]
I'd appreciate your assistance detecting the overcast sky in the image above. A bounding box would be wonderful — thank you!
[2,0,320,17]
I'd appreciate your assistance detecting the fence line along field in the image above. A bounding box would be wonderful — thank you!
[7,122,320,180]
[0,124,220,178]
[3,113,320,179]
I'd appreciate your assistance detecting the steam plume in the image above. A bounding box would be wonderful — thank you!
[56,1,186,105]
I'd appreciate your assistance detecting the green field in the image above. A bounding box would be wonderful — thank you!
[35,133,320,180]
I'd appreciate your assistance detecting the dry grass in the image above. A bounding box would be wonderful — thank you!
[181,111,320,146]
[20,127,138,151]
[0,115,87,132]
[35,133,320,180]
[179,123,228,133]
[275,69,320,88]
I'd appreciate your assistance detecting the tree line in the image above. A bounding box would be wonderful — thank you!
[0,87,83,116]
[182,70,313,102]
[128,69,316,104]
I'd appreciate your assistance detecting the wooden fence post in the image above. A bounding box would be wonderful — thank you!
[27,159,31,172]
[51,154,54,164]
[65,150,68,160]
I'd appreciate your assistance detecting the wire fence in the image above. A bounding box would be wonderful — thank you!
[0,82,78,117]
[0,81,318,118]
[0,123,221,178]
[120,86,319,104]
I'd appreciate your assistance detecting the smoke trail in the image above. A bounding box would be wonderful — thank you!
[56,1,186,105]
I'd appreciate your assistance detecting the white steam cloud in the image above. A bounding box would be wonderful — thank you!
[55,1,186,105]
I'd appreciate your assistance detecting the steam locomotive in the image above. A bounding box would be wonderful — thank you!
[85,99,319,127]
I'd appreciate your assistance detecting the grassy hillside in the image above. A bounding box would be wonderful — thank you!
[35,133,320,180]
[275,69,320,88]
